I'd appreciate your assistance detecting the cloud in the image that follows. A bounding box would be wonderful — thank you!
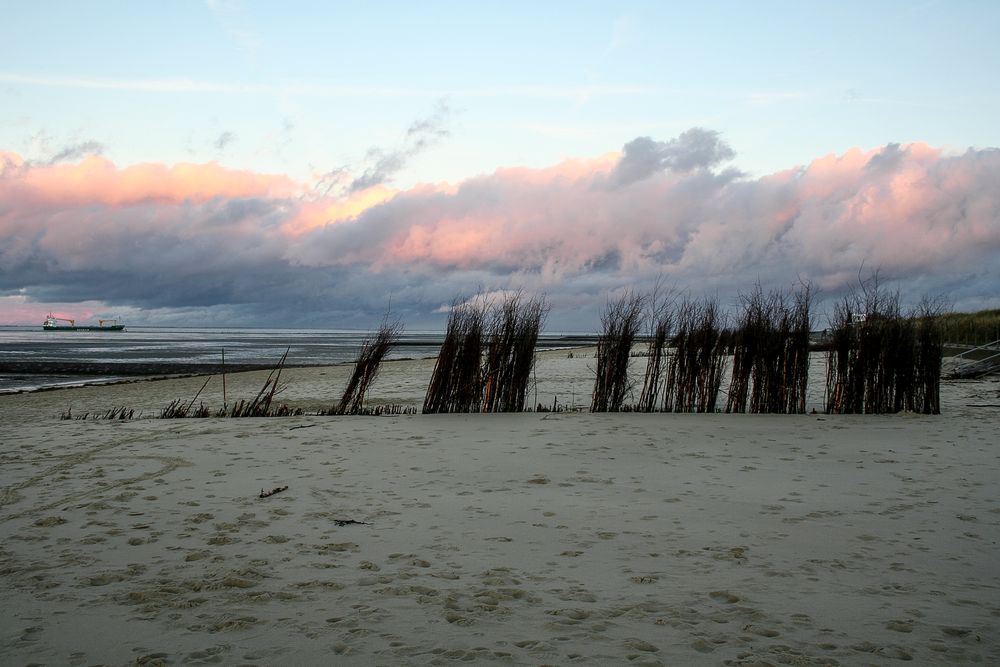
[2,132,999,328]
[21,131,106,166]
[45,140,107,165]
[609,128,736,187]
[865,142,904,172]
[347,100,452,193]
[1,154,297,206]
[313,100,453,198]
[214,131,237,153]
[291,138,1000,321]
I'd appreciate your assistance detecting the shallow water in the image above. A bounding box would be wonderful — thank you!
[0,326,594,393]
[0,326,437,393]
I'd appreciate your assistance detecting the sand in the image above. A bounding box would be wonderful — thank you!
[1,351,999,665]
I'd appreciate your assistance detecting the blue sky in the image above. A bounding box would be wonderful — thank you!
[5,1,998,184]
[1,1,999,328]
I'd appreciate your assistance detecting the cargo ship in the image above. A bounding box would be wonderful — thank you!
[42,314,125,331]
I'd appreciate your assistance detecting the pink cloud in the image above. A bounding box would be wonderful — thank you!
[0,152,298,207]
[289,140,999,312]
[1,135,998,326]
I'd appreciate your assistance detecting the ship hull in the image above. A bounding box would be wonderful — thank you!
[43,325,125,331]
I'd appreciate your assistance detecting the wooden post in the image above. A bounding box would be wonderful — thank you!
[222,348,227,407]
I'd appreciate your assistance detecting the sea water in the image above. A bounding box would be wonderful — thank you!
[0,326,594,394]
[0,326,440,393]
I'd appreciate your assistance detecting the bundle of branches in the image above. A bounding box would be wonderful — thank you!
[482,292,548,413]
[859,286,902,413]
[726,283,812,414]
[591,291,645,412]
[663,298,727,413]
[423,300,485,413]
[913,300,945,415]
[825,297,858,414]
[726,289,767,413]
[335,317,403,415]
[826,292,895,414]
[784,284,813,414]
[638,286,676,412]
[887,298,944,415]
[825,273,944,414]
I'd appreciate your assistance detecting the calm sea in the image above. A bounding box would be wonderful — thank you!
[0,326,593,394]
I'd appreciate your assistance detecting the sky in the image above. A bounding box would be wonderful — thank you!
[1,0,998,330]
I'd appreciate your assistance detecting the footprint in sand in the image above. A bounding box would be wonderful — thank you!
[690,638,715,653]
[886,619,914,633]
[743,624,780,637]
[709,591,740,604]
[623,638,659,653]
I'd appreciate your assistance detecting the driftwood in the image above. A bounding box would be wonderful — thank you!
[259,485,289,498]
[333,519,370,526]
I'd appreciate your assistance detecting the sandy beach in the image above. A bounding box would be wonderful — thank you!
[1,351,998,665]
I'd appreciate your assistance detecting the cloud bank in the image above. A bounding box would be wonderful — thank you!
[1,131,998,329]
